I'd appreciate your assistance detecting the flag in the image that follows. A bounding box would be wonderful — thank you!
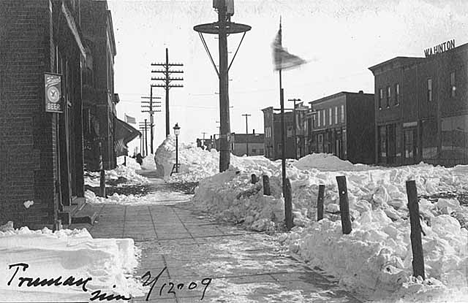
[114,138,128,157]
[272,23,307,71]
[125,114,136,124]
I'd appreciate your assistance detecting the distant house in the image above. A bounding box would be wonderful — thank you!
[262,106,300,161]
[231,132,265,156]
[369,42,468,166]
[308,91,375,164]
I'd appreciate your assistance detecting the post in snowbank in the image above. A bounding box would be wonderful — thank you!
[251,174,258,184]
[284,178,294,230]
[406,180,425,280]
[336,176,352,234]
[263,175,271,196]
[317,184,325,221]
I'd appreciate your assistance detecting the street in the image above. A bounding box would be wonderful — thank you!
[71,172,361,303]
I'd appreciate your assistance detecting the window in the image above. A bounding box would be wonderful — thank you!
[341,105,345,123]
[395,83,400,106]
[252,148,257,153]
[450,71,456,97]
[378,88,384,109]
[322,109,325,126]
[329,108,332,125]
[259,149,264,154]
[317,110,321,127]
[334,106,338,124]
[427,78,433,102]
[386,86,391,107]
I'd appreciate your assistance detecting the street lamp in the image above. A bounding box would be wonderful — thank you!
[173,123,180,173]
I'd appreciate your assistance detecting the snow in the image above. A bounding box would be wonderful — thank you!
[4,135,468,302]
[151,137,468,302]
[0,225,143,302]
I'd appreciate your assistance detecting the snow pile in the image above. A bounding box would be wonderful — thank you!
[84,164,150,187]
[85,189,191,206]
[295,153,370,171]
[140,154,156,170]
[154,136,219,180]
[154,136,280,183]
[189,152,468,301]
[0,226,143,302]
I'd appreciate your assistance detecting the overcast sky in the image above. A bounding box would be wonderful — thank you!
[108,0,468,148]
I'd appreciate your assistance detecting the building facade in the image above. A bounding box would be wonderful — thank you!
[308,91,375,164]
[262,106,295,160]
[81,0,119,171]
[230,132,265,156]
[369,42,468,166]
[0,0,118,228]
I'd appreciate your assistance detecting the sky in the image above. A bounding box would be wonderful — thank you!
[108,0,468,149]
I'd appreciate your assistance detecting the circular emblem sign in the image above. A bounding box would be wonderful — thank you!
[47,86,60,103]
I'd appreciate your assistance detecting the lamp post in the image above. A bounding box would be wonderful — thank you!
[173,123,180,173]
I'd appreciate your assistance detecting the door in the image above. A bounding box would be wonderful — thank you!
[404,128,418,164]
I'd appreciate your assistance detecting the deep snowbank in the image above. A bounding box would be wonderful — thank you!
[0,225,143,302]
[153,138,468,302]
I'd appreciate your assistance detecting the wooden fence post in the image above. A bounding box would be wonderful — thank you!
[317,184,325,221]
[284,178,294,230]
[251,174,257,184]
[336,176,352,234]
[406,180,425,280]
[263,175,271,196]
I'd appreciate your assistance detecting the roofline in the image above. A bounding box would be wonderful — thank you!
[309,91,373,105]
[368,56,425,72]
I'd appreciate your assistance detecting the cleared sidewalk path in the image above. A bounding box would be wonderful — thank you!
[71,200,361,303]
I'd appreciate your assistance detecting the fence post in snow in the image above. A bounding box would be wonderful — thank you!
[284,178,294,230]
[317,184,325,221]
[263,175,271,196]
[251,174,257,184]
[336,176,352,234]
[406,180,425,280]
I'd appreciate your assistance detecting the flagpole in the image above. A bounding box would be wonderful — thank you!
[278,19,286,195]
[278,19,292,231]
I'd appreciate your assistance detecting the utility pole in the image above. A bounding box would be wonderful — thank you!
[141,86,162,154]
[194,0,250,172]
[151,48,184,137]
[242,113,251,156]
[139,120,149,156]
[288,98,301,159]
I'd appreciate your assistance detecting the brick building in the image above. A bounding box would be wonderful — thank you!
[369,42,468,166]
[81,0,119,170]
[262,106,295,160]
[308,91,375,164]
[0,0,118,228]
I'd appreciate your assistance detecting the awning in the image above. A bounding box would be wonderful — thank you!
[115,117,141,144]
[114,117,141,156]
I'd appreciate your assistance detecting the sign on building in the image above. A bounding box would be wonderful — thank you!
[44,73,63,113]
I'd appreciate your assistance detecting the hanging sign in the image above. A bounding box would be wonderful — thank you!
[44,73,63,113]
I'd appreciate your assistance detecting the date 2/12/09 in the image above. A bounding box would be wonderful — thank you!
[141,267,212,301]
